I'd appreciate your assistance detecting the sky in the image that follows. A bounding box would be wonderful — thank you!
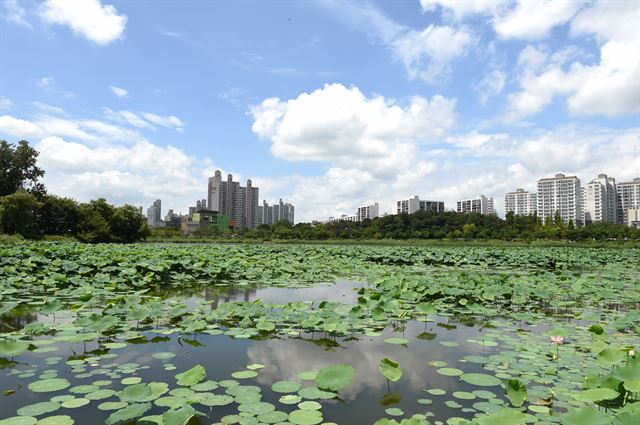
[0,0,639,222]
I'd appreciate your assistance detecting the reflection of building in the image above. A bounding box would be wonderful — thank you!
[259,199,295,225]
[582,174,617,224]
[537,173,582,225]
[397,196,445,215]
[181,210,229,234]
[457,195,495,215]
[204,287,257,309]
[505,189,537,216]
[207,170,259,228]
[617,177,640,226]
[357,203,379,221]
[146,199,162,227]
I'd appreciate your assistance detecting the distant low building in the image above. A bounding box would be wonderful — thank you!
[397,196,445,214]
[321,215,358,224]
[181,210,230,234]
[456,195,495,215]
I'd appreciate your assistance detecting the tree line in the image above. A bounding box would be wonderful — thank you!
[0,140,150,242]
[220,210,638,242]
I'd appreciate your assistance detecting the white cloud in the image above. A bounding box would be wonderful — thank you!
[492,0,586,40]
[35,136,207,212]
[143,113,184,131]
[392,25,473,83]
[37,77,74,98]
[3,0,32,28]
[250,83,458,220]
[0,97,14,111]
[317,1,472,83]
[32,101,64,114]
[0,115,44,139]
[250,83,455,165]
[109,86,129,98]
[423,0,587,40]
[476,68,506,105]
[39,0,127,45]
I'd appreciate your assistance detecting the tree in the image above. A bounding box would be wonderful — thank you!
[76,201,113,243]
[39,195,79,235]
[0,190,43,238]
[0,140,45,197]
[110,205,150,243]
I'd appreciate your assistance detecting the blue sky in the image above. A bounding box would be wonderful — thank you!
[1,0,638,221]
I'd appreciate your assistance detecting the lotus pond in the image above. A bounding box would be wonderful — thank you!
[0,243,638,425]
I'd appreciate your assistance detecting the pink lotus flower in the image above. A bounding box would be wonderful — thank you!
[550,335,564,345]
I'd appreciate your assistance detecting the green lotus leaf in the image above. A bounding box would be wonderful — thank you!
[105,403,152,425]
[288,409,323,425]
[503,379,527,407]
[576,387,620,402]
[379,358,403,382]
[561,407,613,425]
[0,340,30,357]
[315,364,354,391]
[34,416,74,425]
[475,408,527,425]
[271,380,302,393]
[28,379,71,393]
[460,373,501,387]
[0,417,37,425]
[16,402,60,417]
[175,364,205,387]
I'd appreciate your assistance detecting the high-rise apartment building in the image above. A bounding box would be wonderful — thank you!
[457,195,495,215]
[259,199,295,225]
[537,173,582,225]
[146,199,161,227]
[357,203,379,221]
[505,189,537,216]
[397,196,445,214]
[582,174,617,224]
[617,177,640,225]
[207,170,259,228]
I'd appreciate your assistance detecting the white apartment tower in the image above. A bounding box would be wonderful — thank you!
[259,199,295,225]
[357,203,379,221]
[457,195,495,215]
[617,177,640,226]
[582,174,617,224]
[207,170,259,228]
[537,173,582,225]
[504,189,537,216]
[397,196,445,214]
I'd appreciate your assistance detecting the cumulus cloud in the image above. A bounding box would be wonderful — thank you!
[109,85,129,98]
[392,25,473,83]
[35,136,206,211]
[249,84,637,220]
[318,1,472,83]
[39,0,127,45]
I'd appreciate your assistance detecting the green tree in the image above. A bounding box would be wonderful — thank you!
[0,190,43,238]
[39,195,79,235]
[110,205,151,243]
[0,140,45,197]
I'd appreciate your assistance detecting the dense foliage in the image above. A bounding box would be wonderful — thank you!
[172,211,640,242]
[0,140,150,242]
[0,243,637,424]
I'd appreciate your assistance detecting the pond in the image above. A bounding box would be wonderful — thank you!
[0,243,638,425]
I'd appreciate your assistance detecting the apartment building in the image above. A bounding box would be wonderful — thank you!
[504,189,537,216]
[617,177,640,225]
[207,170,259,228]
[456,195,495,215]
[582,174,617,224]
[357,203,379,221]
[537,173,582,225]
[397,196,445,214]
[146,199,162,227]
[259,199,295,225]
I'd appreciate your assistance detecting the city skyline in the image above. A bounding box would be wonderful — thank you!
[1,1,638,222]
